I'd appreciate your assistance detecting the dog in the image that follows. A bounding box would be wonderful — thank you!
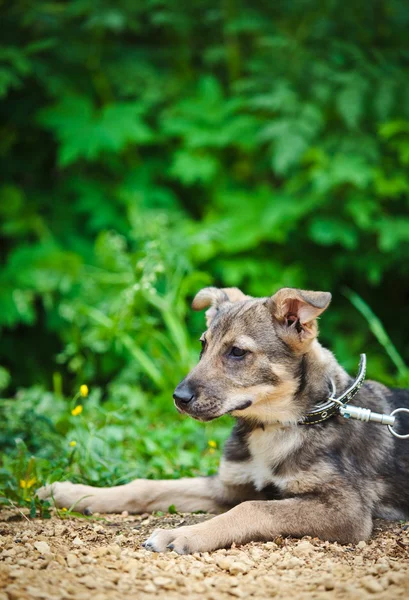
[38,286,409,554]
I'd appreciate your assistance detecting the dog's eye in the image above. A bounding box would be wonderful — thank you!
[199,337,207,357]
[229,346,247,358]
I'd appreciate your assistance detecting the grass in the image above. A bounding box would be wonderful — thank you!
[0,382,231,514]
[344,287,409,385]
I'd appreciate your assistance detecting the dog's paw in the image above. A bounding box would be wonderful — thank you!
[36,481,97,513]
[142,524,217,554]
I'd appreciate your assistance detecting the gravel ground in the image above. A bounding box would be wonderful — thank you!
[0,509,408,600]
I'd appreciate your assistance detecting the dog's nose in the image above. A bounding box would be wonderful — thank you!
[173,382,195,405]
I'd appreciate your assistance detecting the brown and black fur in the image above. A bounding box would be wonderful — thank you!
[38,286,409,554]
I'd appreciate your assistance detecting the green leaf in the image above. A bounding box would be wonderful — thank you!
[309,218,358,249]
[38,96,152,166]
[169,151,219,185]
[336,74,368,129]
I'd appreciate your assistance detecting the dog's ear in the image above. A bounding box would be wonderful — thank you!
[269,287,331,347]
[192,287,248,326]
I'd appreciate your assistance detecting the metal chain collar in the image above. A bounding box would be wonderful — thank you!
[300,354,409,439]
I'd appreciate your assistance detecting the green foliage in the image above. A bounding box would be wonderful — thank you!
[1,0,409,508]
[1,383,229,510]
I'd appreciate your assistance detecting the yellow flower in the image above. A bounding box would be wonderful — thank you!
[61,507,67,512]
[69,440,77,447]
[208,440,217,448]
[80,384,89,397]
[71,405,83,416]
[20,477,36,489]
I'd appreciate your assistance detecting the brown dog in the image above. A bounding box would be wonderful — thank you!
[38,287,409,554]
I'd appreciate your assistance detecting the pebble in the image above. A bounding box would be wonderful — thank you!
[322,576,335,591]
[388,572,405,585]
[34,541,51,554]
[216,558,250,574]
[66,553,80,567]
[93,525,105,534]
[93,546,108,557]
[4,586,21,600]
[361,577,384,593]
[229,588,246,597]
[356,540,367,549]
[293,541,315,557]
[153,576,173,588]
[72,536,84,546]
[80,575,97,589]
[279,554,304,569]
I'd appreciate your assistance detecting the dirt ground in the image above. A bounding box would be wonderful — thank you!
[0,509,408,600]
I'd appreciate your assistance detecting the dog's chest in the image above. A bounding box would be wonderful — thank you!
[220,426,304,492]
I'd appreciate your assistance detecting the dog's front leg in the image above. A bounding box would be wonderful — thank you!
[36,476,252,514]
[144,494,373,553]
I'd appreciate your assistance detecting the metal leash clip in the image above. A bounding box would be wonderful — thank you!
[334,354,409,439]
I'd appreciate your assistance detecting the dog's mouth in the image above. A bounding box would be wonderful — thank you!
[174,398,253,421]
[230,399,252,413]
[174,400,221,422]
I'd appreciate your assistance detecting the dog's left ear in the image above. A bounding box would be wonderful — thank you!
[192,287,248,326]
[269,287,331,347]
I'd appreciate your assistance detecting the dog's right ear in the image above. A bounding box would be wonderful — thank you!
[268,287,331,349]
[192,287,248,326]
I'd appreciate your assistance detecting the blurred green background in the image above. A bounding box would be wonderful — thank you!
[1,0,409,512]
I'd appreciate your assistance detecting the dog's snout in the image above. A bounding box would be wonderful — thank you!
[173,382,195,405]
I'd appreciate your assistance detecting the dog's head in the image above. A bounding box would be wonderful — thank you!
[173,286,331,423]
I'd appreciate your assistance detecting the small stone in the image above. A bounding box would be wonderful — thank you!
[153,577,172,587]
[388,572,405,585]
[123,559,139,573]
[80,555,93,564]
[34,541,51,554]
[216,557,250,575]
[80,576,97,589]
[72,536,83,546]
[229,589,245,598]
[260,576,277,588]
[93,525,105,534]
[107,544,121,556]
[191,583,206,593]
[216,557,233,571]
[361,577,384,594]
[93,546,108,557]
[8,570,21,579]
[143,583,157,593]
[229,561,250,575]
[66,553,79,567]
[293,541,315,557]
[322,576,335,591]
[279,556,303,569]
[5,586,21,600]
[356,540,367,549]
